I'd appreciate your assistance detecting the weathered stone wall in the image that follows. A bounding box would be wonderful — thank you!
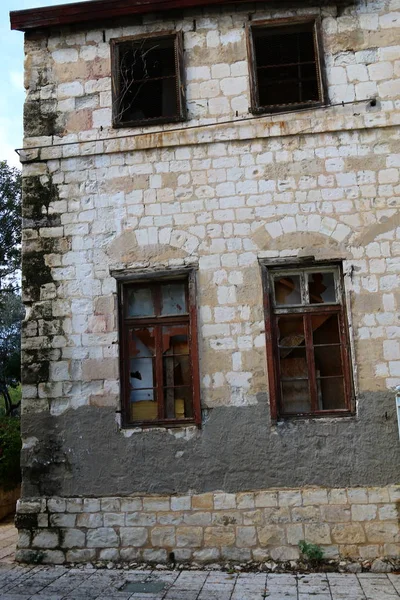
[18,0,400,563]
[15,486,400,565]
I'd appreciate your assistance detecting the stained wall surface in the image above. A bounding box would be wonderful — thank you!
[20,0,400,505]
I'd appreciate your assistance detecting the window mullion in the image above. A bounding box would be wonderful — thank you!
[304,313,318,412]
[155,324,164,421]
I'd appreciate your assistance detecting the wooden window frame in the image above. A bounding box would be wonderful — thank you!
[261,261,354,422]
[246,16,327,115]
[117,269,201,428]
[111,30,186,128]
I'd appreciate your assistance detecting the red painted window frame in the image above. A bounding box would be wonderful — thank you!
[117,269,201,428]
[261,261,354,422]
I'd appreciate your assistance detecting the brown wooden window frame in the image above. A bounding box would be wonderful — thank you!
[261,261,354,422]
[247,17,327,115]
[117,269,201,428]
[111,30,186,128]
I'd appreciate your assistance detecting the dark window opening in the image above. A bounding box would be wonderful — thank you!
[111,33,186,127]
[263,264,353,420]
[249,20,325,113]
[119,274,200,427]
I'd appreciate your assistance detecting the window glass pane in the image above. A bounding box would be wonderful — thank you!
[315,346,343,378]
[274,275,302,305]
[129,327,156,421]
[163,356,191,387]
[278,315,305,346]
[281,380,311,414]
[126,287,154,317]
[130,328,156,357]
[162,325,189,354]
[312,314,340,345]
[117,38,177,123]
[253,25,319,107]
[317,377,346,411]
[280,348,308,378]
[164,387,193,420]
[130,389,158,422]
[161,283,187,315]
[308,272,336,304]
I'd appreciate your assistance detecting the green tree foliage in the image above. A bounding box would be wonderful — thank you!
[0,292,23,416]
[0,161,21,294]
[0,416,21,489]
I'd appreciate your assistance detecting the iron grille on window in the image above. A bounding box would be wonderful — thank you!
[118,273,200,427]
[248,19,325,114]
[111,32,186,127]
[262,263,354,420]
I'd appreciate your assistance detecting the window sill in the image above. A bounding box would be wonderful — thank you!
[250,101,325,116]
[275,410,356,423]
[113,115,186,129]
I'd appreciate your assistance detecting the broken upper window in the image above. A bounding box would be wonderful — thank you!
[119,274,200,427]
[262,264,354,420]
[248,19,325,114]
[111,32,186,127]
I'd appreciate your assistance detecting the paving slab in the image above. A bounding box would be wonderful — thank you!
[0,559,399,599]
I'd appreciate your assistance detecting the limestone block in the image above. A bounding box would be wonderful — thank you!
[221,546,251,561]
[255,492,278,508]
[302,489,328,506]
[304,523,332,544]
[83,499,101,512]
[142,548,167,563]
[286,524,304,546]
[176,526,203,547]
[292,506,320,523]
[171,496,191,511]
[103,513,125,527]
[236,493,255,510]
[184,512,211,526]
[258,525,286,546]
[61,528,86,548]
[76,513,103,528]
[119,527,148,547]
[365,522,400,543]
[143,497,170,512]
[32,530,59,549]
[150,526,176,547]
[126,512,156,526]
[87,527,119,548]
[17,531,31,549]
[192,493,213,510]
[278,491,302,508]
[331,524,366,544]
[17,499,42,514]
[120,498,143,512]
[236,526,256,548]
[99,548,120,561]
[42,550,66,564]
[270,546,300,561]
[66,549,96,562]
[321,505,351,522]
[50,513,76,527]
[351,504,377,521]
[193,547,220,562]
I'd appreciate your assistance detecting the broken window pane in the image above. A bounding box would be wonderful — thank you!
[164,387,193,420]
[253,23,320,109]
[278,315,305,347]
[312,313,340,345]
[126,287,154,318]
[274,275,302,305]
[308,272,336,304]
[315,346,343,378]
[281,380,311,414]
[129,328,156,420]
[161,283,187,315]
[115,37,178,124]
[317,377,346,410]
[162,325,189,354]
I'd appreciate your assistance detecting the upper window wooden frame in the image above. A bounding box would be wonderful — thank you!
[261,261,354,422]
[247,17,327,115]
[117,269,201,428]
[111,31,186,128]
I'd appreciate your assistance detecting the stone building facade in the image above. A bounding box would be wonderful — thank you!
[11,0,400,565]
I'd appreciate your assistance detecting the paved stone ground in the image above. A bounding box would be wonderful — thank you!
[0,566,400,600]
[0,518,17,563]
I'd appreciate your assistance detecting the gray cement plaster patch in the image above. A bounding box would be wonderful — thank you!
[20,391,400,497]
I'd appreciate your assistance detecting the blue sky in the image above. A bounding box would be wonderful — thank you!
[2,0,88,168]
